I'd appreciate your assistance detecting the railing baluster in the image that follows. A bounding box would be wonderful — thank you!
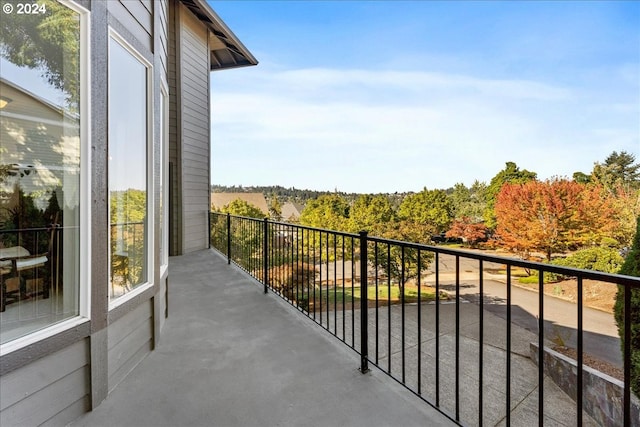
[436,251,440,407]
[263,218,268,294]
[506,264,511,426]
[624,283,631,427]
[226,213,231,264]
[388,243,392,374]
[455,254,460,421]
[577,276,583,426]
[538,269,544,427]
[479,259,484,426]
[417,249,422,395]
[359,231,369,373]
[333,235,344,336]
[375,241,379,364]
[351,239,355,347]
[342,237,346,341]
[326,232,330,330]
[401,245,406,384]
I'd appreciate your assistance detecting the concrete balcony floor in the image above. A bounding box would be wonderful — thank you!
[71,250,453,427]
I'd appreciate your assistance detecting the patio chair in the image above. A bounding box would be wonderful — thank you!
[0,225,57,312]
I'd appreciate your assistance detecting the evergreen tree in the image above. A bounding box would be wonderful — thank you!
[614,216,640,397]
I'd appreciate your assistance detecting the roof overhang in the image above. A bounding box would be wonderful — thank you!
[180,0,258,71]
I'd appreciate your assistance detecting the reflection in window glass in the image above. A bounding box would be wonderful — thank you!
[0,2,81,344]
[109,36,148,299]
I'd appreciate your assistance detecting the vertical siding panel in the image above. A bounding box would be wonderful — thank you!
[179,4,210,254]
[168,0,181,255]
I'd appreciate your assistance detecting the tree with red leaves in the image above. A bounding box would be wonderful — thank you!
[446,216,488,248]
[494,179,617,261]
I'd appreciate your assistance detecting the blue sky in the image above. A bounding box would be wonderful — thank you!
[209,1,640,194]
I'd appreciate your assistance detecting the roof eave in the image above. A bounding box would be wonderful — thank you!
[181,0,258,71]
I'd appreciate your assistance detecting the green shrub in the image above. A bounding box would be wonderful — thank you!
[551,246,624,274]
[614,216,640,397]
[517,271,559,285]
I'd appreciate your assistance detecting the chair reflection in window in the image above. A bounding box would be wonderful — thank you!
[0,224,59,312]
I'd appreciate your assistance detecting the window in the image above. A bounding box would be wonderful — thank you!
[0,1,85,344]
[108,33,151,300]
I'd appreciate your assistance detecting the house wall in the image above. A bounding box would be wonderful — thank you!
[169,1,212,255]
[0,0,167,425]
[0,339,90,426]
[0,0,251,424]
[178,3,211,254]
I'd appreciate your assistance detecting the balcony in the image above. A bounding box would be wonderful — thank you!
[70,249,453,427]
[36,214,640,425]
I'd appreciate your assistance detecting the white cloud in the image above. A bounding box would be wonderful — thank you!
[210,67,639,193]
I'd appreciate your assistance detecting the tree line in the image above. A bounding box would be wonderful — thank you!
[216,151,639,268]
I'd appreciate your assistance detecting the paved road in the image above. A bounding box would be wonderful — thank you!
[432,253,622,368]
[313,251,623,367]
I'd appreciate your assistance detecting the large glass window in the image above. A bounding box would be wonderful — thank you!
[108,34,150,300]
[0,1,83,344]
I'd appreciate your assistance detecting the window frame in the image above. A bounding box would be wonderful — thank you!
[0,0,91,355]
[160,82,169,277]
[107,29,154,309]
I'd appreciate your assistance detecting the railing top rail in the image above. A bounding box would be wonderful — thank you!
[109,222,145,227]
[370,234,640,287]
[210,212,265,224]
[0,224,67,234]
[212,212,639,288]
[268,220,360,238]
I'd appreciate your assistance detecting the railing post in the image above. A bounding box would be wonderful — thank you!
[263,218,269,294]
[226,213,231,265]
[359,230,369,373]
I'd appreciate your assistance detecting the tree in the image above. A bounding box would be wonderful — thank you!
[494,179,616,261]
[349,194,394,234]
[448,181,487,223]
[220,199,266,219]
[268,194,282,221]
[484,162,537,229]
[593,151,640,192]
[398,188,452,233]
[614,216,640,397]
[370,220,434,287]
[299,194,350,231]
[0,0,80,108]
[551,246,624,274]
[446,217,488,248]
[609,187,640,248]
[572,171,592,185]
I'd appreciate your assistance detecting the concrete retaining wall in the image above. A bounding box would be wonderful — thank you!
[530,343,639,427]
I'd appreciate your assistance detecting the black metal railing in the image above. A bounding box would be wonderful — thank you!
[210,212,640,426]
[109,221,145,296]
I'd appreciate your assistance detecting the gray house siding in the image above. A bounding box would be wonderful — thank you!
[168,0,182,256]
[107,0,152,52]
[107,301,153,391]
[0,340,90,427]
[177,2,211,254]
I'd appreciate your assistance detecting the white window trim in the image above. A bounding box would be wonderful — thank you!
[0,0,91,354]
[160,81,169,276]
[107,29,155,310]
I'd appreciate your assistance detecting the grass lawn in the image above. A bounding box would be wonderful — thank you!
[308,283,439,306]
